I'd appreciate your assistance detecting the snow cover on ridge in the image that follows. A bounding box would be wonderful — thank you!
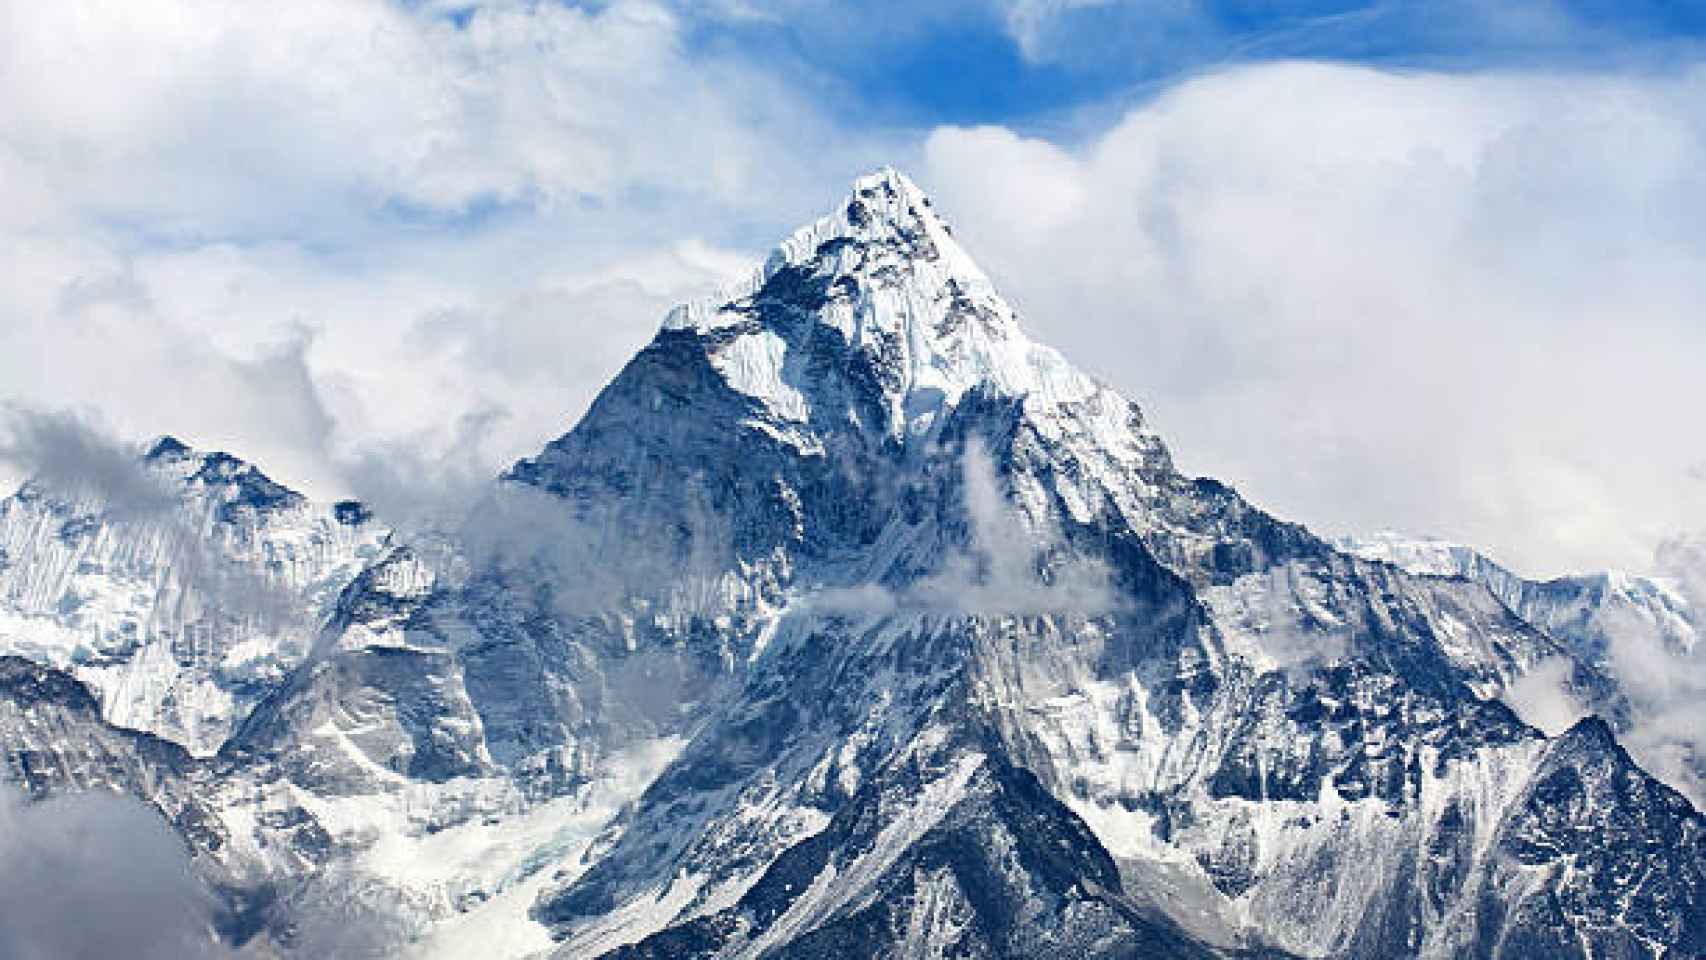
[1341,530,1706,804]
[0,436,386,753]
[1339,530,1698,665]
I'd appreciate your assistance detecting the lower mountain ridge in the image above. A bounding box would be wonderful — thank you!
[1,168,1700,959]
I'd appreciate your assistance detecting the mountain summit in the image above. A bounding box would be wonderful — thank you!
[1,169,1701,959]
[660,166,1081,439]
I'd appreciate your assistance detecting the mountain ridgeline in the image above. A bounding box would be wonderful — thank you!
[0,169,1700,959]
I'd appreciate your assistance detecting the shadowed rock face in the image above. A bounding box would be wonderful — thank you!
[0,169,1700,959]
[605,734,1247,960]
[1470,718,1706,959]
[0,656,226,856]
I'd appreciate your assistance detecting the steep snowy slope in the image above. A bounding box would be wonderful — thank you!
[0,169,1700,959]
[0,438,386,753]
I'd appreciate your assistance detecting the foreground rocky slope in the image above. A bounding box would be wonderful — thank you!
[0,169,1700,958]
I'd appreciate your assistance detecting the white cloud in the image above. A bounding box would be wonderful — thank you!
[1503,656,1589,736]
[0,788,231,959]
[1598,532,1706,804]
[2,5,1699,591]
[0,408,321,632]
[995,0,1153,63]
[0,407,177,518]
[922,61,1706,576]
[0,0,890,500]
[988,0,1671,70]
[0,0,847,234]
[1656,531,1706,617]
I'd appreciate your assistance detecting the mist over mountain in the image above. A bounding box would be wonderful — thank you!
[0,171,1701,959]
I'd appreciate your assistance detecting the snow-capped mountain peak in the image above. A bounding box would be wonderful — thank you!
[662,167,1109,442]
[663,166,991,333]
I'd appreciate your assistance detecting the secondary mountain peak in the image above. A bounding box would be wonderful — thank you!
[0,435,385,754]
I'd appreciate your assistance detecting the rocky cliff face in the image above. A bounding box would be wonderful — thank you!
[1343,532,1705,807]
[0,169,1699,959]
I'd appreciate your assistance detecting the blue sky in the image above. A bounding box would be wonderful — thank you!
[1,0,1704,577]
[673,0,1706,129]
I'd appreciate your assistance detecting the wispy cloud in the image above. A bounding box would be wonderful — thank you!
[994,0,1706,71]
[815,441,1116,618]
[0,406,176,518]
[0,407,314,631]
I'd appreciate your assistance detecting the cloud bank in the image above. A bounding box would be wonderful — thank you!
[921,61,1706,577]
[0,0,889,500]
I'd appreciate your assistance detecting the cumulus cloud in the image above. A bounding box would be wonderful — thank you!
[1492,532,1706,805]
[1503,656,1591,736]
[0,0,892,504]
[0,790,426,960]
[0,254,344,498]
[1598,534,1706,804]
[2,4,1698,596]
[922,61,1706,576]
[0,0,851,236]
[1655,532,1706,617]
[0,788,231,960]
